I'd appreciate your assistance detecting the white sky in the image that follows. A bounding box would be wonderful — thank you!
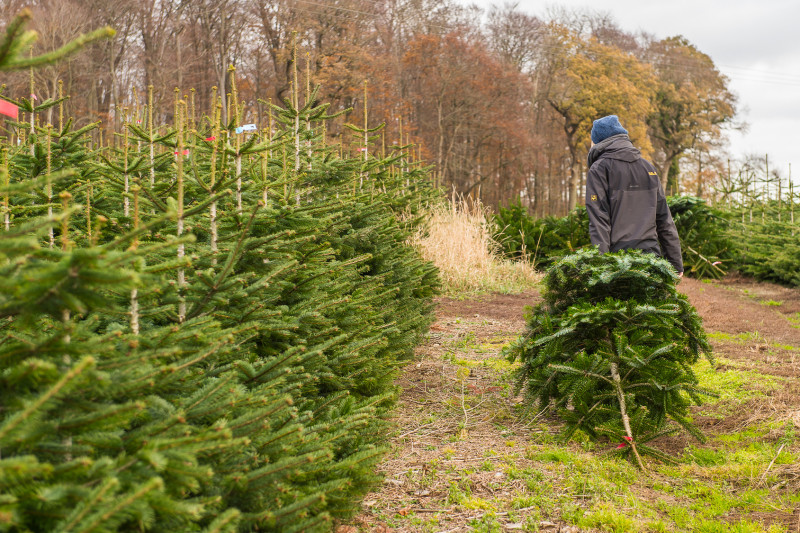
[458,0,800,185]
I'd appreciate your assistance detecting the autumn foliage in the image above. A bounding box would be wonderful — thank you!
[0,0,737,216]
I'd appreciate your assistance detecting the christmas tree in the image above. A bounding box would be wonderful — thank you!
[506,248,714,467]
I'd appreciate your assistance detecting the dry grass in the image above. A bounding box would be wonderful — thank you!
[413,199,541,296]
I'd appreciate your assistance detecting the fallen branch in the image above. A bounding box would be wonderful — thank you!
[758,443,785,487]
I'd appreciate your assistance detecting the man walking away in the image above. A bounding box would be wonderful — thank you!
[585,115,683,277]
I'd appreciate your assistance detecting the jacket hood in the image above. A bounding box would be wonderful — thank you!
[587,134,641,168]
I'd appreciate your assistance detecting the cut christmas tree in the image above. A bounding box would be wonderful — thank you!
[505,248,715,467]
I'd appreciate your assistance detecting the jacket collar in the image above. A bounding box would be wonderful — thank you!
[587,134,640,168]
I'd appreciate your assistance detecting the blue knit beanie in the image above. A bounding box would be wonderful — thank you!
[591,115,628,144]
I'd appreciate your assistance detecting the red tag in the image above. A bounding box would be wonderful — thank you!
[205,136,216,141]
[0,100,18,119]
[616,436,632,449]
[174,149,190,155]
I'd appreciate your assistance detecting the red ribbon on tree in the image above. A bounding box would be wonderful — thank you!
[0,100,18,119]
[616,436,633,449]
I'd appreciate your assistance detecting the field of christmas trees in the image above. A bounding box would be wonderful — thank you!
[0,14,442,532]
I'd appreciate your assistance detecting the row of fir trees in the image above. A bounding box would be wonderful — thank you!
[0,58,440,531]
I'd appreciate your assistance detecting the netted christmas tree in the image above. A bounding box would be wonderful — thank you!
[1,11,438,532]
[505,248,714,467]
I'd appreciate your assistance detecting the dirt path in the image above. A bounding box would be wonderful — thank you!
[342,277,800,533]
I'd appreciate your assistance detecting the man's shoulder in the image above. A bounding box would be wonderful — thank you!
[637,158,659,178]
[640,158,657,170]
[589,153,654,175]
[588,157,612,174]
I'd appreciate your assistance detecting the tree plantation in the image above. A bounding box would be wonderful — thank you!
[0,11,439,531]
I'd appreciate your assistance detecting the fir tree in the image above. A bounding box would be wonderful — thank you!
[506,248,714,467]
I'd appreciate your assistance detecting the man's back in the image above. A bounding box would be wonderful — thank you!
[585,117,683,273]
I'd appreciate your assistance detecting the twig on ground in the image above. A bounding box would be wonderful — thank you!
[758,443,786,487]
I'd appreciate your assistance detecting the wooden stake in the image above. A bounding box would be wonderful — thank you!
[292,33,301,184]
[85,179,92,243]
[306,53,313,172]
[29,50,35,155]
[2,147,9,230]
[59,191,71,252]
[306,51,311,104]
[363,79,368,161]
[148,85,155,194]
[361,80,368,189]
[210,96,221,263]
[261,137,268,205]
[46,124,54,248]
[174,87,180,133]
[190,88,196,130]
[130,184,140,335]
[123,110,130,217]
[398,116,404,184]
[230,67,243,215]
[282,144,288,203]
[176,101,186,323]
[58,80,64,132]
[60,190,72,345]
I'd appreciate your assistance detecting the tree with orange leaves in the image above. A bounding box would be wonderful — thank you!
[546,25,655,210]
[400,31,534,205]
[644,36,738,195]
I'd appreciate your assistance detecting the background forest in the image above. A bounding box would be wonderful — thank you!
[1,0,742,216]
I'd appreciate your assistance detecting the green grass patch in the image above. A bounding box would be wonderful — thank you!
[508,365,796,532]
[574,501,641,532]
[707,330,799,352]
[707,331,764,343]
[694,358,783,410]
[365,317,799,533]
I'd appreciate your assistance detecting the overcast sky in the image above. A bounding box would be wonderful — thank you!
[458,0,800,185]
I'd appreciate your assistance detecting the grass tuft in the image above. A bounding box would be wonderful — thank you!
[412,199,541,296]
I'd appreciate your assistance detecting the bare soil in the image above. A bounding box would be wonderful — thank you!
[341,277,800,533]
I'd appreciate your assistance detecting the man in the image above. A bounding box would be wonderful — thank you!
[585,115,684,277]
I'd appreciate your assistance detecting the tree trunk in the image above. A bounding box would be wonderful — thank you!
[696,152,703,198]
[568,148,579,211]
[666,157,680,196]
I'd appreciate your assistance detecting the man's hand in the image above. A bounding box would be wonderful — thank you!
[677,271,684,282]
